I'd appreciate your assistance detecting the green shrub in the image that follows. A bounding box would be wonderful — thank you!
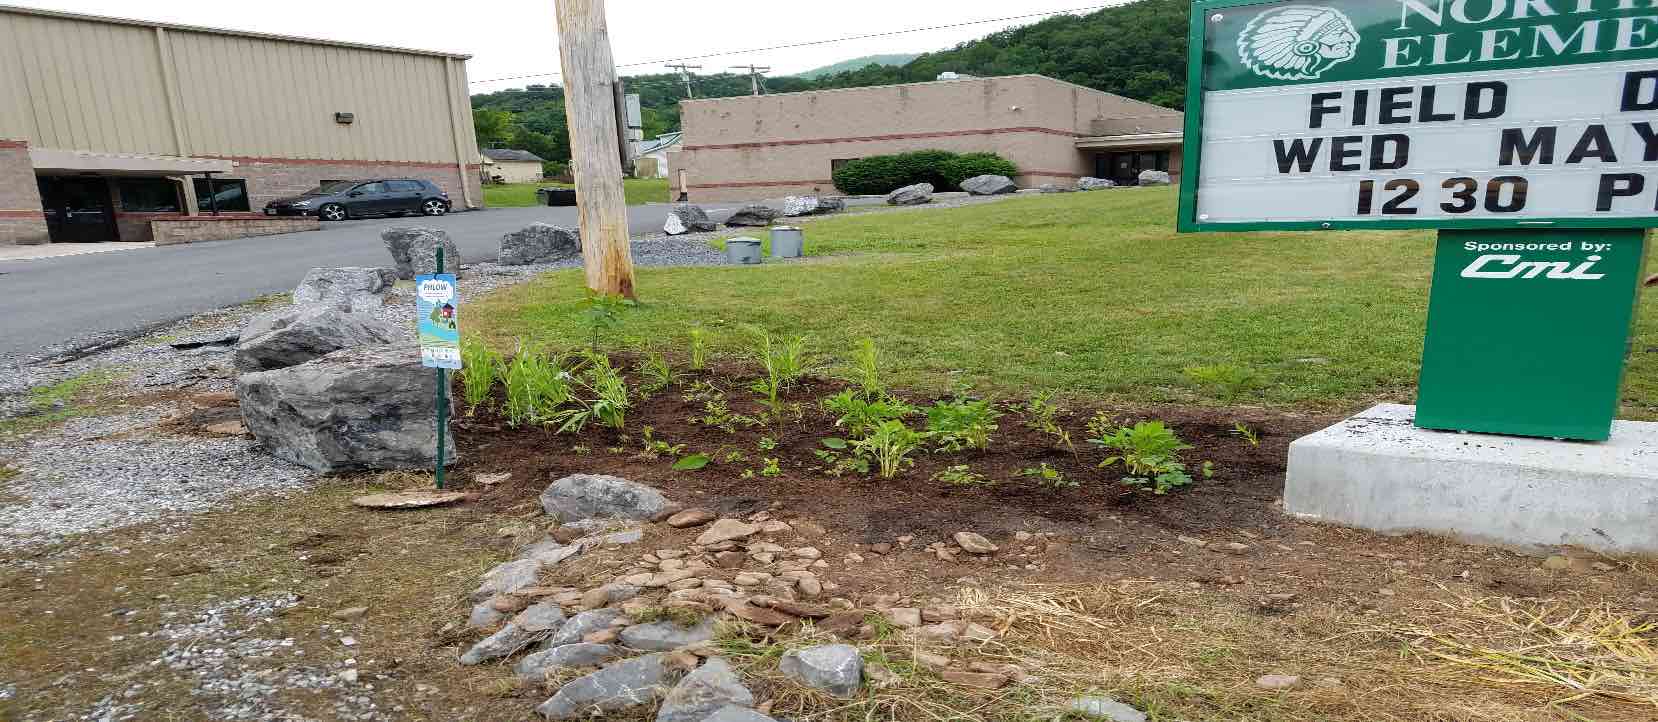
[831,150,1017,195]
[942,153,1019,187]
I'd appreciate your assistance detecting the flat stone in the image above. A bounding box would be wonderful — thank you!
[779,644,863,697]
[886,608,922,628]
[546,608,630,648]
[647,570,700,588]
[581,583,641,610]
[516,643,625,681]
[720,599,797,627]
[767,600,832,619]
[472,559,543,602]
[331,606,369,620]
[1069,696,1147,722]
[912,651,950,671]
[1286,404,1658,554]
[522,539,583,567]
[953,532,998,554]
[620,618,716,652]
[938,670,1008,689]
[534,654,674,719]
[714,551,746,569]
[291,266,397,313]
[513,602,567,633]
[792,547,822,560]
[460,622,538,665]
[705,706,778,722]
[541,474,669,523]
[1257,674,1301,689]
[656,657,755,722]
[467,602,507,629]
[697,519,761,545]
[668,508,718,528]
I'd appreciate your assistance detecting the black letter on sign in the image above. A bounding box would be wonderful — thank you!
[1622,70,1658,112]
[1380,87,1413,124]
[1310,92,1342,129]
[1331,136,1364,172]
[1567,125,1618,164]
[1633,122,1658,162]
[1596,173,1645,212]
[1371,134,1411,170]
[1465,81,1508,120]
[1274,138,1324,174]
[1500,127,1557,166]
[1418,85,1456,123]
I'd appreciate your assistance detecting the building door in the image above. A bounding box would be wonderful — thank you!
[38,176,116,243]
[1098,151,1170,186]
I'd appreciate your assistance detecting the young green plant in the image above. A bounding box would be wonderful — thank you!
[1088,415,1206,494]
[926,394,1001,452]
[851,419,926,479]
[459,338,503,413]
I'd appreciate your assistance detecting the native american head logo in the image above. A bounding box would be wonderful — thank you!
[1238,5,1360,81]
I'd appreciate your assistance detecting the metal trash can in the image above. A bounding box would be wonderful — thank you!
[725,237,762,265]
[770,226,805,259]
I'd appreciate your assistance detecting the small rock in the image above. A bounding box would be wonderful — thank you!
[953,532,998,555]
[792,547,822,560]
[460,623,537,665]
[581,583,641,610]
[541,474,669,523]
[1068,696,1147,722]
[513,602,567,633]
[714,551,746,569]
[1256,674,1301,690]
[697,519,762,545]
[331,606,369,621]
[869,543,893,555]
[338,669,360,684]
[516,643,625,681]
[1221,542,1251,554]
[912,650,951,671]
[719,599,797,627]
[795,577,823,599]
[668,508,718,528]
[647,570,699,588]
[546,608,629,648]
[887,608,922,628]
[621,618,717,652]
[476,472,512,486]
[939,670,1009,689]
[472,560,544,602]
[921,606,959,622]
[779,644,863,698]
[1592,561,1616,572]
[760,521,792,534]
[1177,535,1208,547]
[584,627,622,644]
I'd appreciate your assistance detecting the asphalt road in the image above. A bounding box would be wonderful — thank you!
[0,200,803,359]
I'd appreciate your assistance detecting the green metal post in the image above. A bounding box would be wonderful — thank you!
[435,246,448,490]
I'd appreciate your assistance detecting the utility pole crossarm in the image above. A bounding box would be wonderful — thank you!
[730,64,772,96]
[556,0,637,299]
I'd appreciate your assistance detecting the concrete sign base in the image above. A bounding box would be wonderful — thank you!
[1285,404,1658,555]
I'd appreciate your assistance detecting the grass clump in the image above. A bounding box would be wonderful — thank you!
[1,369,121,437]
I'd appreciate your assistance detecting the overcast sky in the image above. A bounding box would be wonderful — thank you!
[7,0,1119,92]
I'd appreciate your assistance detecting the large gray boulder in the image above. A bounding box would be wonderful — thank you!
[723,205,780,227]
[382,227,461,280]
[1076,177,1117,191]
[535,654,677,719]
[665,205,718,235]
[1069,696,1148,722]
[778,644,862,698]
[291,267,397,313]
[657,658,754,722]
[1137,170,1172,186]
[232,305,400,372]
[499,223,580,266]
[781,196,845,217]
[885,183,933,206]
[236,342,455,473]
[541,474,669,522]
[960,175,1017,196]
[517,643,626,681]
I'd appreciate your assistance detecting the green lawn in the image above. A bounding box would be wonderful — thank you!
[483,178,670,208]
[469,188,1658,418]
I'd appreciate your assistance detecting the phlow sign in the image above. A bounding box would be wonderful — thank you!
[1179,0,1658,231]
[1181,0,1654,441]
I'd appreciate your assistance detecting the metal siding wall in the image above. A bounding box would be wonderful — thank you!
[0,10,470,164]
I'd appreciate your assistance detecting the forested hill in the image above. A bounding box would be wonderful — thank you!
[470,0,1188,168]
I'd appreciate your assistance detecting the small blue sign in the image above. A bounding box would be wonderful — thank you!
[415,273,461,369]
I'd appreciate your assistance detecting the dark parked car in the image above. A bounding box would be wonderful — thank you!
[264,179,450,221]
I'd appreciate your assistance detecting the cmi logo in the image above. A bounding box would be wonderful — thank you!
[1460,255,1607,280]
[1238,5,1361,81]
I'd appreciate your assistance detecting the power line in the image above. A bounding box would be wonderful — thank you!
[468,3,1123,85]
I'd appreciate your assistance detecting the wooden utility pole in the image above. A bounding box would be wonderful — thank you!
[730,64,772,96]
[556,0,636,299]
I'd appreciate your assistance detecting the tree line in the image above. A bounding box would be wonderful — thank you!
[470,0,1188,172]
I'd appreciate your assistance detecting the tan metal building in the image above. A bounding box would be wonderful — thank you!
[0,4,483,246]
[668,74,1184,202]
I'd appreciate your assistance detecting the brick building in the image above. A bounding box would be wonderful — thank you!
[667,74,1184,202]
[0,5,483,246]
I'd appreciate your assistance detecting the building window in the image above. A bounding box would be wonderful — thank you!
[118,178,180,213]
[193,179,251,212]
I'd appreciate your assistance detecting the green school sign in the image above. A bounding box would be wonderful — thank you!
[1179,0,1654,440]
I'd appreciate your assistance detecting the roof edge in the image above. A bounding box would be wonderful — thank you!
[0,3,472,59]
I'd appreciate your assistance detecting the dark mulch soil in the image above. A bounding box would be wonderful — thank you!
[441,362,1641,609]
